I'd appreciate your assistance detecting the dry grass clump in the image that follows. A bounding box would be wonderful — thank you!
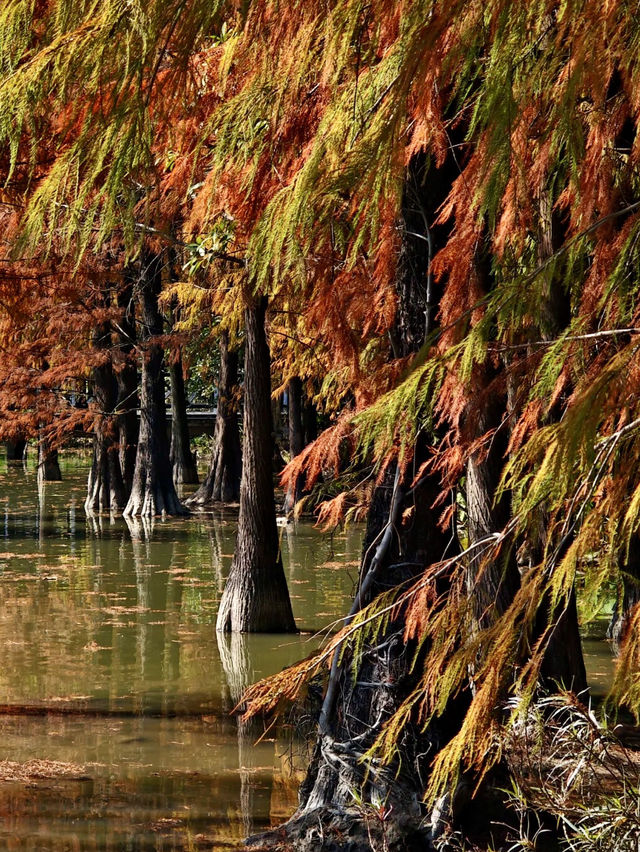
[504,694,640,851]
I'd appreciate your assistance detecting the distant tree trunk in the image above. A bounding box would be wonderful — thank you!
[608,535,640,647]
[169,351,199,485]
[37,442,61,482]
[85,321,127,513]
[272,395,286,474]
[187,331,242,506]
[216,297,296,633]
[115,282,138,495]
[303,396,317,446]
[6,439,26,462]
[283,376,306,515]
[124,256,187,517]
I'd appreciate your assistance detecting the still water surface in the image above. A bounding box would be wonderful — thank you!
[0,453,361,850]
[0,453,617,850]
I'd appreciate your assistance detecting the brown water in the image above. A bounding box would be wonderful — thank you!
[0,453,618,850]
[0,453,361,851]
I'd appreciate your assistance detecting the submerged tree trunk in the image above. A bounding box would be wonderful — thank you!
[85,321,127,513]
[5,439,26,463]
[169,351,199,485]
[37,442,61,482]
[187,332,242,506]
[216,297,296,633]
[115,282,139,495]
[249,461,460,851]
[283,376,306,515]
[124,256,187,517]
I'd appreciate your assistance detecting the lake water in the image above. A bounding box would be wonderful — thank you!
[0,453,361,850]
[0,453,617,850]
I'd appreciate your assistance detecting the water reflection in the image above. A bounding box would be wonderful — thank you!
[0,452,360,849]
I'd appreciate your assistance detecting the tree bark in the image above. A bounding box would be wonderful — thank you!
[187,331,242,506]
[115,282,139,495]
[465,370,521,625]
[5,439,26,463]
[169,351,199,485]
[123,256,187,517]
[248,461,461,851]
[85,321,127,513]
[216,297,296,633]
[37,443,61,482]
[283,376,306,515]
[248,154,460,849]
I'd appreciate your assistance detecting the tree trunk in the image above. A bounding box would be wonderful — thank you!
[85,321,127,513]
[5,439,26,463]
[465,370,521,625]
[187,332,242,506]
[283,376,306,515]
[272,395,286,474]
[123,256,187,517]
[115,282,139,495]
[303,396,317,446]
[608,535,640,647]
[169,351,199,485]
[37,442,61,482]
[248,461,461,851]
[216,297,296,633]
[247,154,460,849]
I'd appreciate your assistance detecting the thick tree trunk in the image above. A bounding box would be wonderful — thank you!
[123,257,187,517]
[466,372,521,625]
[115,283,139,495]
[283,376,306,515]
[85,322,127,513]
[248,154,460,849]
[248,461,460,851]
[169,352,199,485]
[530,192,587,692]
[187,332,242,506]
[37,443,61,482]
[6,439,26,463]
[216,297,296,633]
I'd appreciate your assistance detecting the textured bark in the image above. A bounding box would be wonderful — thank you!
[530,193,587,693]
[216,297,296,633]
[187,332,242,506]
[248,462,461,852]
[115,283,139,495]
[85,321,127,513]
[169,352,199,485]
[283,377,306,515]
[124,257,187,517]
[466,372,521,624]
[248,155,460,849]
